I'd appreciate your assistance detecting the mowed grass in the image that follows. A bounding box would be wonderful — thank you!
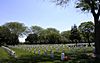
[0,47,12,62]
[0,47,10,59]
[10,47,32,57]
[9,45,95,63]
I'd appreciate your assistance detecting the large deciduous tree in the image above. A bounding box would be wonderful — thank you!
[30,26,43,34]
[0,26,19,45]
[0,26,11,46]
[78,21,94,46]
[54,0,100,58]
[61,30,71,42]
[25,33,38,44]
[3,22,27,37]
[39,28,61,44]
[69,24,81,46]
[46,28,59,33]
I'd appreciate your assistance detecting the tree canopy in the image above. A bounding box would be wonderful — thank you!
[0,21,95,45]
[53,0,100,58]
[79,21,94,46]
[30,26,43,34]
[0,26,19,46]
[3,22,27,37]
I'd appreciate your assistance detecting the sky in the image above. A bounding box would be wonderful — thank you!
[0,0,93,42]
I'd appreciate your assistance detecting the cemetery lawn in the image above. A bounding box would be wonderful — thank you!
[0,47,12,62]
[0,45,96,63]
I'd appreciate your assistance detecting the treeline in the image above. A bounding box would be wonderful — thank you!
[0,21,94,46]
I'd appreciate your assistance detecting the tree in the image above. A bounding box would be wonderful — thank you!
[2,22,27,45]
[46,31,61,44]
[61,30,71,43]
[7,33,19,45]
[61,30,71,41]
[78,21,94,46]
[38,28,61,44]
[25,28,61,44]
[38,30,48,44]
[0,26,11,46]
[0,26,19,45]
[25,33,38,44]
[54,0,100,58]
[69,24,81,46]
[3,22,27,37]
[30,26,43,34]
[46,28,59,33]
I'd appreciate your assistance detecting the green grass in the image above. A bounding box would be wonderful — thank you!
[0,47,12,63]
[0,45,96,63]
[10,47,32,57]
[0,47,10,59]
[9,46,95,63]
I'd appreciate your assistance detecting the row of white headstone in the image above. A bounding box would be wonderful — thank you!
[9,44,94,55]
[8,44,94,60]
[12,43,94,49]
[10,44,94,54]
[33,48,65,60]
[10,44,65,60]
[9,45,65,60]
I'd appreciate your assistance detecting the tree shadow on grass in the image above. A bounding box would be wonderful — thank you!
[16,53,61,63]
[0,57,17,63]
[0,52,66,63]
[0,52,99,63]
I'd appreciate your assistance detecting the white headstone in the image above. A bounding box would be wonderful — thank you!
[50,51,54,59]
[56,48,59,52]
[62,49,64,53]
[44,50,47,56]
[34,49,36,54]
[38,50,40,55]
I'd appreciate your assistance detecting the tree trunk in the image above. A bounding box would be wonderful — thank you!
[75,40,77,47]
[88,39,91,47]
[94,18,100,59]
[87,35,91,46]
